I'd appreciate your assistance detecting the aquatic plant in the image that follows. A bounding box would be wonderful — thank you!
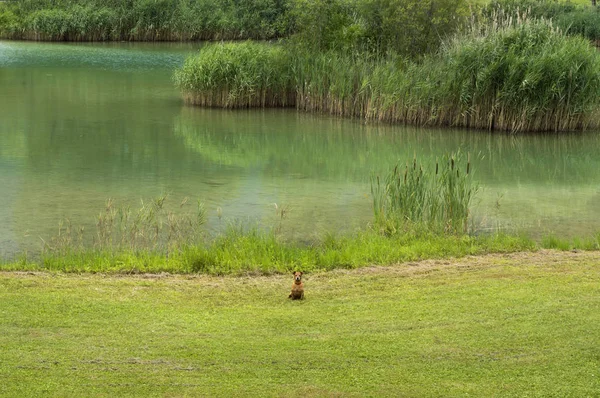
[177,19,600,132]
[40,195,206,256]
[174,42,295,108]
[371,153,478,234]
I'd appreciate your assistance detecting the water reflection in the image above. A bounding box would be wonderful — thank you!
[0,41,599,257]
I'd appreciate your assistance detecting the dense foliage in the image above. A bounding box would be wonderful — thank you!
[176,19,600,132]
[0,0,292,40]
[0,0,469,54]
[484,0,600,41]
[288,0,470,56]
[2,0,600,50]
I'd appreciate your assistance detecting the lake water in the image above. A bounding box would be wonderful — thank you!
[1,41,599,258]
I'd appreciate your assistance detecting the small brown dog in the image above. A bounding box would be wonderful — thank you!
[288,271,304,300]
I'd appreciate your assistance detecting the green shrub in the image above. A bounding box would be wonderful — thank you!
[289,0,470,56]
[0,7,21,39]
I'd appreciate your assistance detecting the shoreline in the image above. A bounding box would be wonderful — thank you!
[3,247,596,277]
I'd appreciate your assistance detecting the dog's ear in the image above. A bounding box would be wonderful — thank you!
[299,271,303,275]
[292,271,297,275]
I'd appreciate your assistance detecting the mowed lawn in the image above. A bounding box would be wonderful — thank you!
[1,251,599,397]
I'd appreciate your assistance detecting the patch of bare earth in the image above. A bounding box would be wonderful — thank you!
[338,249,600,277]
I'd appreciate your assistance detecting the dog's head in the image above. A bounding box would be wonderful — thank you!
[293,271,303,283]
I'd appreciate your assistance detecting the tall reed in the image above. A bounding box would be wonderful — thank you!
[483,0,600,42]
[177,19,600,132]
[433,17,600,131]
[371,153,478,234]
[174,42,296,108]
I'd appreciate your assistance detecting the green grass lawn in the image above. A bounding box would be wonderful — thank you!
[1,250,599,397]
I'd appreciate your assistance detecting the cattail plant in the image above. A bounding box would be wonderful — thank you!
[371,152,478,234]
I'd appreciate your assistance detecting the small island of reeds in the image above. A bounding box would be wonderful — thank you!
[174,17,600,133]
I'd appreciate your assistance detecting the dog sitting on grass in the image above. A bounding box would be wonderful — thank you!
[288,271,304,300]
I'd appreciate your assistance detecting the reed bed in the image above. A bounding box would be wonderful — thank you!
[174,42,296,108]
[417,19,600,132]
[177,19,600,132]
[292,50,375,118]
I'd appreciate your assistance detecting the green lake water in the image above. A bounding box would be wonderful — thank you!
[1,41,599,257]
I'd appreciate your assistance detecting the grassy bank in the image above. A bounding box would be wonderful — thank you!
[0,158,538,275]
[176,19,600,132]
[1,228,535,274]
[5,220,600,275]
[3,151,598,275]
[5,218,600,275]
[2,251,599,396]
[5,227,600,275]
